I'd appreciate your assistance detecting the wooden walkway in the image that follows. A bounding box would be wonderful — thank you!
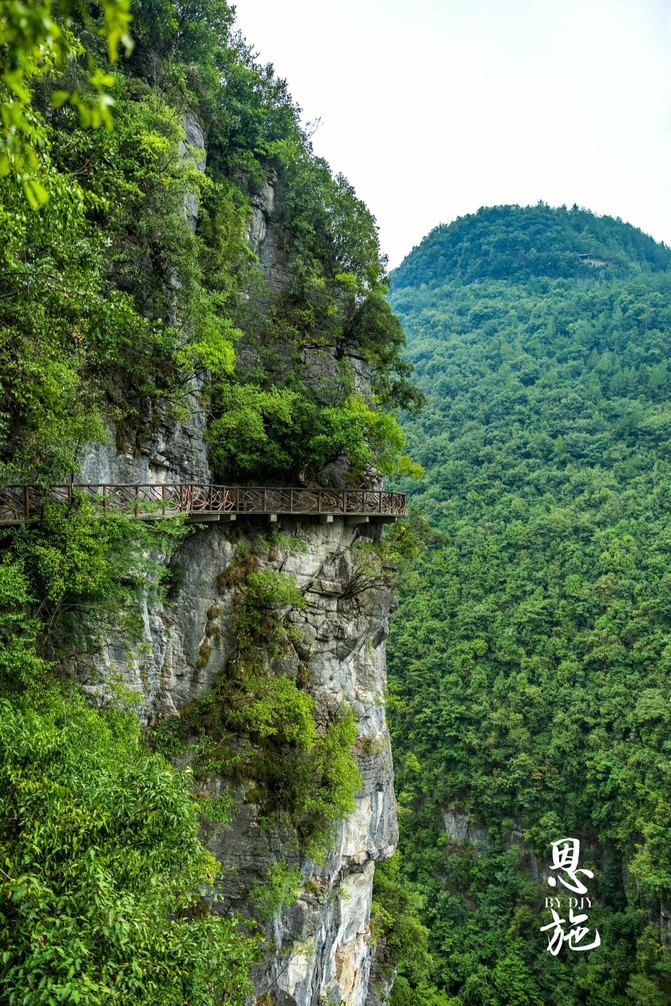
[0,484,406,524]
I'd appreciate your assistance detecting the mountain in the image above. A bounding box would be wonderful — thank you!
[392,202,671,289]
[382,205,671,1005]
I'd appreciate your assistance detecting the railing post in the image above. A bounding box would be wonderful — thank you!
[318,490,322,514]
[209,485,213,512]
[24,486,29,522]
[103,484,107,514]
[135,484,139,518]
[342,491,346,514]
[379,490,383,513]
[236,486,240,512]
[162,484,166,517]
[290,488,294,513]
[263,488,267,513]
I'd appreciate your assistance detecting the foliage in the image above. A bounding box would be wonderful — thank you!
[269,152,422,414]
[370,853,435,983]
[385,204,671,1003]
[153,549,362,857]
[250,860,302,919]
[344,509,432,599]
[0,498,260,1000]
[0,558,45,688]
[1,0,418,486]
[205,382,302,480]
[5,495,187,659]
[392,202,671,290]
[0,0,132,204]
[207,378,419,484]
[156,665,362,858]
[0,170,111,483]
[0,79,243,481]
[0,0,419,995]
[0,688,257,1004]
[230,566,306,655]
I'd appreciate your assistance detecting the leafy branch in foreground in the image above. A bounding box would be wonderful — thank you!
[0,689,258,1005]
[1,0,133,204]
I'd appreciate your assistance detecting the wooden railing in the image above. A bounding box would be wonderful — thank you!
[0,484,406,524]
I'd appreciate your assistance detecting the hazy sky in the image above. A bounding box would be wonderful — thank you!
[233,1,671,269]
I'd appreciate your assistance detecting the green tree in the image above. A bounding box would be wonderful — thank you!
[0,690,257,1004]
[1,0,132,203]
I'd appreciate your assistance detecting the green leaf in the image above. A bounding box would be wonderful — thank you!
[22,177,48,209]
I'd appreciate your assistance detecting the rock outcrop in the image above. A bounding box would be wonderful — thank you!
[75,506,397,1005]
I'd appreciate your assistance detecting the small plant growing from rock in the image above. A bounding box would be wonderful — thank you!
[302,878,324,899]
[250,860,303,919]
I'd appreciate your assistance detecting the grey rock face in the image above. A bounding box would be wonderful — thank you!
[76,391,211,487]
[247,172,293,298]
[78,514,398,1005]
[443,806,489,849]
[180,110,206,232]
[247,173,275,253]
[659,902,671,945]
[365,952,395,1006]
[442,808,552,889]
[203,520,397,1006]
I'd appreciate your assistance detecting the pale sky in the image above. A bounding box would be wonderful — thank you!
[233,0,671,270]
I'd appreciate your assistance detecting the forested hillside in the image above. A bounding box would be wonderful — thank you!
[383,205,671,1005]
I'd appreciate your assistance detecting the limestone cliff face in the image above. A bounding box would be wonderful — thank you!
[74,476,398,1006]
[193,517,398,1006]
[72,115,398,1006]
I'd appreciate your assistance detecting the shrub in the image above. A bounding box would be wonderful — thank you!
[0,689,257,1004]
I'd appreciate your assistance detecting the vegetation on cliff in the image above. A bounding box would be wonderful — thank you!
[0,0,418,999]
[0,0,419,487]
[150,541,364,860]
[0,506,259,1003]
[383,204,671,1005]
[0,690,258,1004]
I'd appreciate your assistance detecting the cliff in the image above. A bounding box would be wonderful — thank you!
[0,7,417,999]
[66,139,398,1006]
[75,468,398,1006]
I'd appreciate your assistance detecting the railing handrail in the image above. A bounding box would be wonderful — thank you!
[0,484,406,523]
[3,483,398,490]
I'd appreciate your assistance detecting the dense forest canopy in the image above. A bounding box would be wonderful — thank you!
[392,203,671,289]
[380,204,671,1005]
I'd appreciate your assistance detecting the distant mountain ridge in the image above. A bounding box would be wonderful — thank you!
[391,203,671,289]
